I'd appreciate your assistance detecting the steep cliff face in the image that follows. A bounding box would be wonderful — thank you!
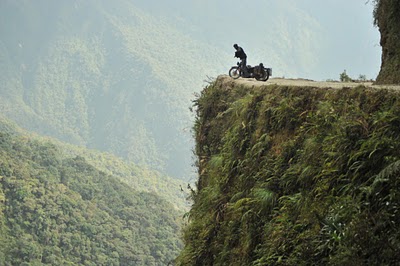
[374,0,400,84]
[177,76,400,265]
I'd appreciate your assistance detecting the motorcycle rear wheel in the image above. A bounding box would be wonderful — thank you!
[255,69,270,81]
[229,67,240,79]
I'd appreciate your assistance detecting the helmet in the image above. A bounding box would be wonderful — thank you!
[233,44,238,49]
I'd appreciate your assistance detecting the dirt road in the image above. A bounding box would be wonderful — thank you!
[218,75,400,90]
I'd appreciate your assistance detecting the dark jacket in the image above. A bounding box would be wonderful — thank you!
[235,47,247,60]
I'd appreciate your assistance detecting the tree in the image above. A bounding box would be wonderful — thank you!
[373,0,400,84]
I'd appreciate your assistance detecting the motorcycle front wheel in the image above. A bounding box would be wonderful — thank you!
[229,67,240,79]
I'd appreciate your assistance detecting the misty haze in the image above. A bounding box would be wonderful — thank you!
[0,0,384,265]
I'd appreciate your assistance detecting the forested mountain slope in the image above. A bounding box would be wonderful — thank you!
[0,114,187,211]
[0,0,347,179]
[0,0,227,179]
[177,76,400,265]
[0,117,183,265]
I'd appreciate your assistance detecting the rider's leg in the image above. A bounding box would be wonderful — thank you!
[241,58,248,77]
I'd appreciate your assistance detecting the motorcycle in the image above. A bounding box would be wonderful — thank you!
[229,62,272,81]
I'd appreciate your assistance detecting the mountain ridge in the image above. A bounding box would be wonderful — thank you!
[0,114,188,211]
[0,121,184,265]
[0,0,228,178]
[0,0,356,179]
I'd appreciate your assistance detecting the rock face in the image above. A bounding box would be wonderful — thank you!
[176,76,400,265]
[374,0,400,84]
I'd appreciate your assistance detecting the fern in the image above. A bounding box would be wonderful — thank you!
[369,159,400,193]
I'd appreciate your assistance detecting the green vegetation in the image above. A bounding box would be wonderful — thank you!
[46,132,188,212]
[339,70,352,82]
[0,114,187,212]
[339,70,370,83]
[176,78,400,265]
[373,0,400,84]
[0,127,183,265]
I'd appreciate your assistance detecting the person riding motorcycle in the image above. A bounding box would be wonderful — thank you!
[233,44,248,77]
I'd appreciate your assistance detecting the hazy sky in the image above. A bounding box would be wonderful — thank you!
[135,0,381,81]
[296,0,381,80]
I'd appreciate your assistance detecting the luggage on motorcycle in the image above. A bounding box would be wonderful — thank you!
[254,63,265,77]
[229,61,271,81]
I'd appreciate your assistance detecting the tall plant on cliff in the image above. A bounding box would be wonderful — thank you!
[373,0,400,84]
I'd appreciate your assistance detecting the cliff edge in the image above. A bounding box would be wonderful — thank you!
[176,75,400,265]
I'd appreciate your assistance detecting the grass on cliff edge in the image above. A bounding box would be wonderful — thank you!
[176,79,400,265]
